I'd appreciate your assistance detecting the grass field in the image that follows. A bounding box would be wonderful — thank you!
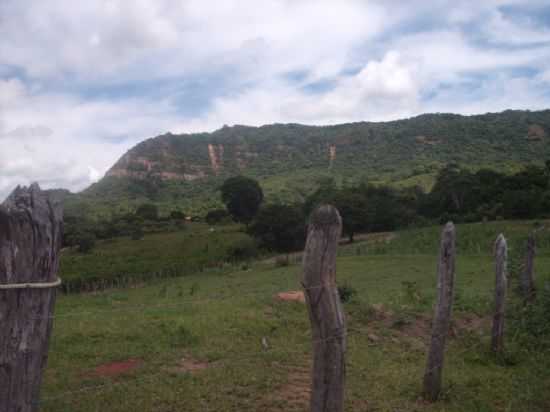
[40,221,550,411]
[59,223,254,291]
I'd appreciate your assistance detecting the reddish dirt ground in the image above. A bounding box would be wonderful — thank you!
[173,357,210,374]
[93,359,142,377]
[275,291,305,303]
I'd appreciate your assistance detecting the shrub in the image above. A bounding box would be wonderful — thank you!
[338,283,357,303]
[131,227,144,240]
[248,204,306,252]
[205,209,231,225]
[274,255,290,267]
[227,237,259,261]
[136,203,159,220]
[76,232,96,253]
[170,210,186,220]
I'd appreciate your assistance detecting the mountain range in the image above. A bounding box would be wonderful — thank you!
[71,109,550,217]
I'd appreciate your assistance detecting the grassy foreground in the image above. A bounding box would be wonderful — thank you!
[41,221,550,411]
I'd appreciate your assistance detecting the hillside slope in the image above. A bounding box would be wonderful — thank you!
[77,109,550,216]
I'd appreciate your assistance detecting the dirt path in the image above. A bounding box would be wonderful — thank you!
[262,231,396,265]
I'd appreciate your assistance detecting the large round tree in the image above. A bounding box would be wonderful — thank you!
[248,204,306,252]
[220,176,264,224]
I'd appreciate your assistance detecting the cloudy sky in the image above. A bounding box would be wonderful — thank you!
[1,0,550,199]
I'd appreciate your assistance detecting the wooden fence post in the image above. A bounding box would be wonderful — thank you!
[423,222,456,401]
[302,205,346,412]
[0,184,63,412]
[491,234,507,353]
[521,232,536,302]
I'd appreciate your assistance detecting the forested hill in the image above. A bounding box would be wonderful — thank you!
[78,109,550,216]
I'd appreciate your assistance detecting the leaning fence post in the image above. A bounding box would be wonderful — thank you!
[520,232,536,302]
[491,234,507,353]
[0,184,63,412]
[302,205,346,412]
[423,222,456,401]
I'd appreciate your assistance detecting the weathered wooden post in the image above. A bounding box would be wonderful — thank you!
[0,184,63,412]
[520,232,536,302]
[423,222,456,401]
[302,205,346,412]
[491,234,507,353]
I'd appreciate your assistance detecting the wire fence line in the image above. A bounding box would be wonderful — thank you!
[38,321,487,408]
[33,281,347,321]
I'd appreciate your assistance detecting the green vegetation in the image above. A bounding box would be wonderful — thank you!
[248,204,306,252]
[42,220,550,411]
[59,223,253,292]
[72,109,550,216]
[220,175,264,224]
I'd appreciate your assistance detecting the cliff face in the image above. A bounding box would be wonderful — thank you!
[83,110,550,213]
[104,124,342,183]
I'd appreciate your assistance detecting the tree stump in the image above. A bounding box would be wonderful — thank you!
[302,205,346,412]
[491,234,507,353]
[0,184,63,412]
[521,232,536,302]
[423,222,456,401]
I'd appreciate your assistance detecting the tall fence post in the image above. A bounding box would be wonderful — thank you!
[423,222,456,401]
[0,184,63,412]
[302,205,346,412]
[491,234,507,353]
[521,232,536,302]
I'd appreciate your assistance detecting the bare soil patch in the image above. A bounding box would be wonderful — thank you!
[365,303,489,344]
[93,359,142,377]
[169,356,212,375]
[263,364,311,411]
[275,291,305,303]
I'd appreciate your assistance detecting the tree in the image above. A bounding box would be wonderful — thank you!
[248,204,306,252]
[303,178,337,217]
[205,209,231,225]
[332,189,370,242]
[136,203,159,220]
[170,209,186,220]
[76,232,96,253]
[220,176,264,224]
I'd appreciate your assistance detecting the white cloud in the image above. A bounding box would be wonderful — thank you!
[0,79,184,199]
[1,0,550,200]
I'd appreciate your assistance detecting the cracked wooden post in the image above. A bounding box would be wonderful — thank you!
[520,232,536,302]
[491,234,507,353]
[423,222,456,402]
[0,184,64,412]
[302,205,346,412]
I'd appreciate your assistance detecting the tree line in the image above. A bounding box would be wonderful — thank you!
[219,163,550,254]
[64,162,550,255]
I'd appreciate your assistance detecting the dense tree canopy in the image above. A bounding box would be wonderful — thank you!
[248,204,306,252]
[136,203,159,220]
[220,176,264,224]
[419,164,550,222]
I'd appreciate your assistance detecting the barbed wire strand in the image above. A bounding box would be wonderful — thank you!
[38,324,488,407]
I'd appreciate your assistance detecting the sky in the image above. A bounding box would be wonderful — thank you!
[1,0,550,199]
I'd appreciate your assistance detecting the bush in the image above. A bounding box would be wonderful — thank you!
[136,203,159,220]
[227,237,259,261]
[76,232,96,253]
[338,283,357,303]
[274,255,290,267]
[248,204,306,253]
[205,209,231,225]
[170,210,186,220]
[131,227,144,240]
[509,286,550,345]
